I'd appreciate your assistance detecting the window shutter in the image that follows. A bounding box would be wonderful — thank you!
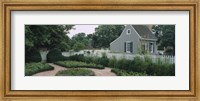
[124,42,126,52]
[130,42,133,53]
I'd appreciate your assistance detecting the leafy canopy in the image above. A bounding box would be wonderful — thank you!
[25,25,74,51]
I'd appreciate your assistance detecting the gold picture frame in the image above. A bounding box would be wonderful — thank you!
[0,0,199,101]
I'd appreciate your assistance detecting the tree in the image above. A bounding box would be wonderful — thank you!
[152,25,175,55]
[92,25,125,48]
[70,33,90,50]
[25,25,74,51]
[72,42,85,52]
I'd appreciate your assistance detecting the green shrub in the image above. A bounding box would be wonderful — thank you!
[110,56,174,76]
[111,68,148,76]
[108,56,117,68]
[69,54,85,62]
[84,56,93,64]
[25,63,54,76]
[47,48,68,63]
[98,53,109,67]
[55,68,95,76]
[164,48,174,55]
[72,42,85,52]
[25,49,41,63]
[54,61,104,69]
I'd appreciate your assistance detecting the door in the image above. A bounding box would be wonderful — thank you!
[149,42,154,53]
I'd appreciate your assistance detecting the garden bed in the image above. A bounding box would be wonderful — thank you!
[111,68,148,76]
[54,61,104,69]
[55,68,95,76]
[25,62,54,76]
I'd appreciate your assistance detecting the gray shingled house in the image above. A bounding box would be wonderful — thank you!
[110,25,158,54]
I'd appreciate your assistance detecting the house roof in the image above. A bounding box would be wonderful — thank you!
[132,25,157,40]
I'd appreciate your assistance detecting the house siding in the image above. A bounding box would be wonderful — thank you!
[110,25,141,54]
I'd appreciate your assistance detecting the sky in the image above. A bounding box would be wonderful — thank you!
[68,25,98,38]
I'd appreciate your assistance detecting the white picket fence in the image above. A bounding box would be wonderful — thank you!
[41,49,175,64]
[62,50,175,64]
[107,53,175,64]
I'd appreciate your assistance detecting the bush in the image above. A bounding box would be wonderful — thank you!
[47,48,68,63]
[108,56,117,68]
[54,61,104,69]
[111,68,148,76]
[25,63,54,76]
[98,53,109,67]
[115,58,133,70]
[84,56,94,64]
[72,42,85,52]
[164,48,174,55]
[68,54,85,62]
[25,49,41,63]
[109,56,175,76]
[55,68,95,76]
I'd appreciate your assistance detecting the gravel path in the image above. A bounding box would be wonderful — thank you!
[33,63,116,76]
[89,68,116,76]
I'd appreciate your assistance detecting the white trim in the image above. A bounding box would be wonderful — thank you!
[126,29,131,35]
[130,25,142,39]
[149,42,154,53]
[141,38,157,41]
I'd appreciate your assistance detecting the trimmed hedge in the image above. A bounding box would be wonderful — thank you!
[109,56,175,76]
[47,48,68,63]
[111,68,148,76]
[54,61,104,69]
[64,54,175,76]
[68,54,109,67]
[55,68,95,76]
[25,63,54,76]
[25,49,41,63]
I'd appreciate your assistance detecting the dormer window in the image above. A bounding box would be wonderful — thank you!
[127,29,131,35]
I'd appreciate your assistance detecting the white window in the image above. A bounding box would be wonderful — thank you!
[125,41,132,53]
[127,29,131,35]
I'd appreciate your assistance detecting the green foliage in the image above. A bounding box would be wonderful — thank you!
[92,25,125,48]
[164,48,174,55]
[98,53,109,67]
[47,49,68,63]
[25,63,54,76]
[152,25,175,55]
[111,68,148,76]
[108,56,117,68]
[54,61,104,69]
[25,49,41,63]
[69,54,85,61]
[115,58,133,71]
[55,68,95,76]
[25,25,74,51]
[64,54,175,76]
[70,33,92,50]
[108,56,175,76]
[72,42,85,52]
